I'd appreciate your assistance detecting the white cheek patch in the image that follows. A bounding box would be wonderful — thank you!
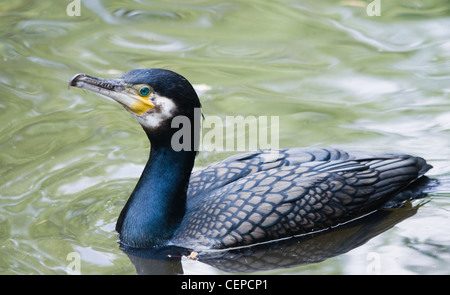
[136,95,177,129]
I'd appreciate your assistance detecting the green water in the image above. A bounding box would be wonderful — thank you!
[1,0,450,274]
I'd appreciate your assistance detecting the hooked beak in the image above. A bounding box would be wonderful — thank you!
[69,73,154,115]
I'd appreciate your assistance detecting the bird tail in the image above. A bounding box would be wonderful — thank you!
[361,156,432,207]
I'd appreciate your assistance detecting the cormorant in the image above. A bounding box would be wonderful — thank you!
[69,69,431,250]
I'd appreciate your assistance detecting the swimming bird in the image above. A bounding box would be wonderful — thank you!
[69,69,431,250]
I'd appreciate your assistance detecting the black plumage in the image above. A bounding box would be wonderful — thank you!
[69,69,431,250]
[172,147,430,249]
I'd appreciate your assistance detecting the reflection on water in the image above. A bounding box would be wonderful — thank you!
[124,201,420,275]
[1,0,450,274]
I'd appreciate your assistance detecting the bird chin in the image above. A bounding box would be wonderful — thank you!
[135,96,177,130]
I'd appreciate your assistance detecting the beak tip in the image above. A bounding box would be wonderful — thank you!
[68,73,86,89]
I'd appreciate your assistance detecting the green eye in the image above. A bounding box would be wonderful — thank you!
[139,87,150,96]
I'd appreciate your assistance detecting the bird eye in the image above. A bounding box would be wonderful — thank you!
[139,87,150,96]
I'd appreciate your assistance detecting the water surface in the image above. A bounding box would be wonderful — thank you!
[1,0,449,274]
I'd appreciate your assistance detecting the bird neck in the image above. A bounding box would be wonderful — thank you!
[116,142,196,248]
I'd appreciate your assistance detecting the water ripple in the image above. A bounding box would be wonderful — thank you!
[1,0,450,274]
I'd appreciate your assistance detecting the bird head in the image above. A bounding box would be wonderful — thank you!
[69,68,202,146]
